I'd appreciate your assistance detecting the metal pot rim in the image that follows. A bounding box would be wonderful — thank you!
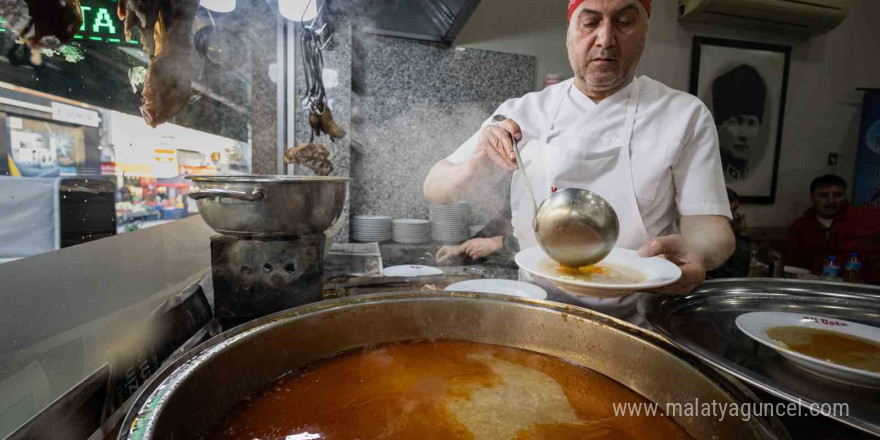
[119,292,790,440]
[187,175,350,183]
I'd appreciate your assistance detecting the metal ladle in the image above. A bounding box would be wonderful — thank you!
[509,133,620,267]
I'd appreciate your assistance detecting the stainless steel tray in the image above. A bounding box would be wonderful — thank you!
[637,279,880,436]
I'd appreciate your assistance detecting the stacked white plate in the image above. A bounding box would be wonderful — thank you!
[352,215,392,243]
[429,204,468,244]
[468,225,484,238]
[392,219,431,244]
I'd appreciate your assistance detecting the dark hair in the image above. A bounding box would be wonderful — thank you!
[712,65,767,124]
[810,174,847,193]
[726,187,739,202]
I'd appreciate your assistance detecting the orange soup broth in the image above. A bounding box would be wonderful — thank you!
[206,340,692,440]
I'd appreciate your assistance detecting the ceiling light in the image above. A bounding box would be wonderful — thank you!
[200,0,235,13]
[279,0,318,21]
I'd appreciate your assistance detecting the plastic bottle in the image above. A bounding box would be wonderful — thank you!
[844,253,864,283]
[821,256,842,281]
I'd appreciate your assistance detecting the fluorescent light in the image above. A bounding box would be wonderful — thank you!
[200,0,235,13]
[279,0,318,21]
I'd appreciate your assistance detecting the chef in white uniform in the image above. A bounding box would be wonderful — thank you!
[423,0,735,322]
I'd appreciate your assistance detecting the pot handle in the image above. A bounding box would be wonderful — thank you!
[189,187,265,202]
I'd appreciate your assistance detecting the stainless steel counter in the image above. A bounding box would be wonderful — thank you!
[0,216,215,438]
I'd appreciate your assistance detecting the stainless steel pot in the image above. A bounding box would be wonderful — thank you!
[188,175,347,237]
[120,293,790,440]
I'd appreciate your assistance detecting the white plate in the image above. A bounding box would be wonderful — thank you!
[382,265,444,277]
[445,279,547,300]
[736,312,880,388]
[784,266,811,275]
[515,246,682,291]
[429,205,467,210]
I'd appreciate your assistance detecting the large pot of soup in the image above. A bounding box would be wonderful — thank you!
[119,293,790,440]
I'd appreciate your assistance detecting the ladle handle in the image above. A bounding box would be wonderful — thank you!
[510,134,538,228]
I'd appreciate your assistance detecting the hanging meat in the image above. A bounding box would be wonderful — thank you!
[300,23,345,141]
[118,0,199,127]
[284,142,333,176]
[0,0,82,63]
[283,19,344,177]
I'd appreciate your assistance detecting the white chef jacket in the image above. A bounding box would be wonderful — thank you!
[445,76,731,322]
[447,76,732,240]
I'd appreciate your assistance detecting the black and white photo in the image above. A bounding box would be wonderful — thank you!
[690,37,791,204]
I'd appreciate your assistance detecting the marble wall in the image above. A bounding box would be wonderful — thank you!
[350,34,535,225]
[287,4,535,237]
[248,0,281,175]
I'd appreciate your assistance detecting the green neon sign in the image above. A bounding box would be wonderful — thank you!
[0,0,139,46]
[73,0,139,46]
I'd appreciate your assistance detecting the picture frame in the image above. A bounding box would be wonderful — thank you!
[690,37,791,204]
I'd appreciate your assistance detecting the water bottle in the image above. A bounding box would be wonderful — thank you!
[821,256,842,281]
[844,253,864,283]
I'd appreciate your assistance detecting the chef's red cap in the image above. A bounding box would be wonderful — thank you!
[567,0,651,22]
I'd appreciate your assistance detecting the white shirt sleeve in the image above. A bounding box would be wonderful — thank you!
[673,106,733,219]
[445,129,482,165]
[445,98,520,165]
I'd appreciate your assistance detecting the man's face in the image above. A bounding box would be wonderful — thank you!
[811,185,847,218]
[718,115,760,161]
[566,0,648,95]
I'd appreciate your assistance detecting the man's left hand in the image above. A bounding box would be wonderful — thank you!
[637,235,706,295]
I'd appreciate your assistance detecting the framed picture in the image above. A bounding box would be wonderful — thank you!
[690,37,791,204]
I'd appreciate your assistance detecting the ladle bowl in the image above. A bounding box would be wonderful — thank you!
[534,188,619,267]
[503,123,619,267]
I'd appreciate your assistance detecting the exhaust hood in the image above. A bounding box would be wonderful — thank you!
[354,0,482,44]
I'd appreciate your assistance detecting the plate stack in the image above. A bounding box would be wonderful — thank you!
[392,219,431,244]
[352,216,392,243]
[429,204,468,244]
[468,225,484,238]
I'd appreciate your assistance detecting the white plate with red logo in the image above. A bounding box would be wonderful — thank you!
[382,265,444,277]
[736,312,880,388]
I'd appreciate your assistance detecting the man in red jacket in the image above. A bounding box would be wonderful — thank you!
[784,175,880,284]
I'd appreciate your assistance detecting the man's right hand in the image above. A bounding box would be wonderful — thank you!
[468,117,522,173]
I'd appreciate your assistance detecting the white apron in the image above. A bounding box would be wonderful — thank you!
[513,78,649,323]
